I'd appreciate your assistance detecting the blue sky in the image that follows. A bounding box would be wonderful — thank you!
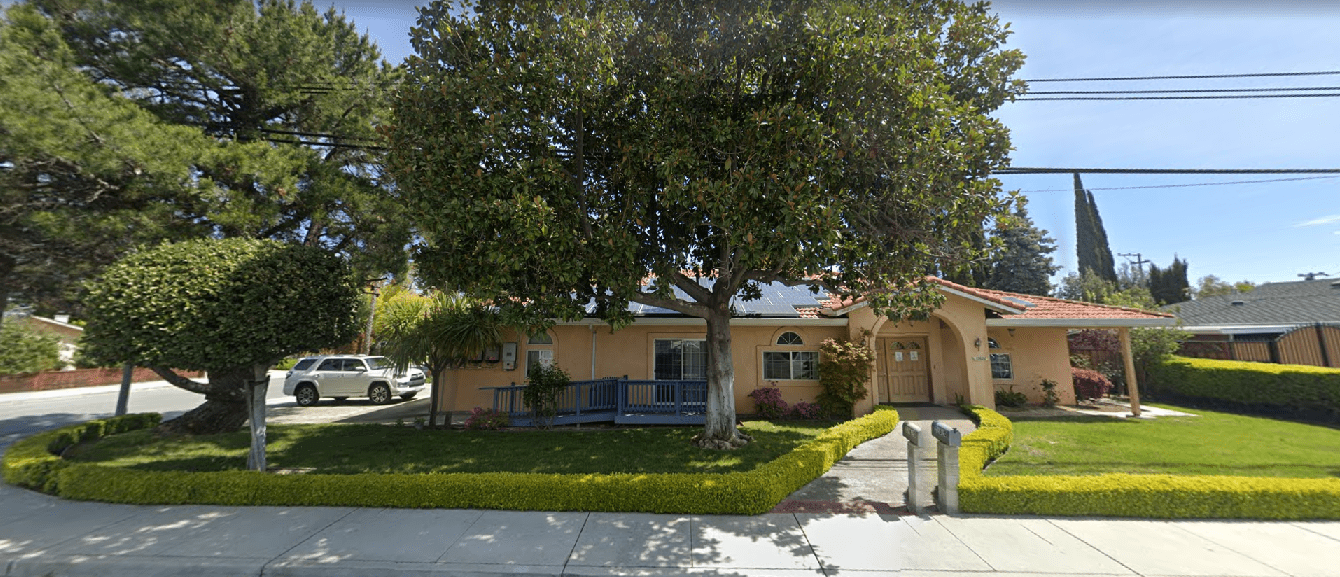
[330,0,1340,288]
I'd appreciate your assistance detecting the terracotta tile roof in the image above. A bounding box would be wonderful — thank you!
[820,277,1172,322]
[794,307,822,319]
[969,287,1174,321]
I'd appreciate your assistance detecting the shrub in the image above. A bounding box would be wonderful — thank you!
[1071,367,1112,401]
[523,363,571,429]
[791,401,823,420]
[817,338,874,418]
[2,409,901,514]
[1146,356,1340,421]
[1039,379,1059,408]
[994,386,1028,408]
[464,407,509,430]
[956,405,1340,519]
[748,386,789,420]
[0,322,62,375]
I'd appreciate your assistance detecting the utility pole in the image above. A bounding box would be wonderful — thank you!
[1119,252,1151,287]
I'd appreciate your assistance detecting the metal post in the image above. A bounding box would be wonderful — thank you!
[932,421,962,515]
[902,422,924,514]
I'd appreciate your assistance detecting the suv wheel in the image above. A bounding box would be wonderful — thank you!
[295,384,319,407]
[368,383,392,405]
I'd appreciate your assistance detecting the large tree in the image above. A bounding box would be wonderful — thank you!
[81,239,361,436]
[10,0,409,311]
[388,0,1024,448]
[1073,173,1117,283]
[1148,256,1190,305]
[984,198,1059,295]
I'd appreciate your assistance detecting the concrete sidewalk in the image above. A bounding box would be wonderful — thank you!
[2,480,1337,577]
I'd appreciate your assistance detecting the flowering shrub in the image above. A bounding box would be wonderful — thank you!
[791,401,823,420]
[748,386,789,420]
[464,407,509,430]
[817,338,875,418]
[1071,368,1113,401]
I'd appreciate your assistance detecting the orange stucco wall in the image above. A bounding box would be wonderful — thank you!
[437,323,846,414]
[985,326,1077,405]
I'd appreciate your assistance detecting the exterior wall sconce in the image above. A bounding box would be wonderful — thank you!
[1007,328,1016,337]
[973,337,982,349]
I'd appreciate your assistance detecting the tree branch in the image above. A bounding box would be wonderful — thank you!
[628,290,710,318]
[148,365,211,395]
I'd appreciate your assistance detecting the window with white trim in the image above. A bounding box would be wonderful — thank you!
[526,349,554,378]
[654,339,706,380]
[763,351,819,380]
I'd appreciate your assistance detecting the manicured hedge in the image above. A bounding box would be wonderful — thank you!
[956,405,1340,519]
[3,408,899,514]
[1146,356,1340,420]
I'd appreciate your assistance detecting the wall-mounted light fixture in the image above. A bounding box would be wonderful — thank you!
[1007,328,1016,337]
[974,337,982,349]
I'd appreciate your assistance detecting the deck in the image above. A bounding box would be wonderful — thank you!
[486,377,708,426]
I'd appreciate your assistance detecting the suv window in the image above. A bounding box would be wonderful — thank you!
[317,358,342,371]
[341,359,366,371]
[293,358,317,371]
[365,357,391,370]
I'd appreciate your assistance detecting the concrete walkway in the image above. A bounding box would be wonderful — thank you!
[3,479,1338,577]
[775,406,974,514]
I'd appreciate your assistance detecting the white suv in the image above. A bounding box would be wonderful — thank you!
[282,355,426,406]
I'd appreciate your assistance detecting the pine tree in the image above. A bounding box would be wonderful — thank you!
[1073,173,1117,283]
[985,199,1060,295]
[1149,256,1190,305]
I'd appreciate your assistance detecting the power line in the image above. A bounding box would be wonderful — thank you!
[996,167,1340,175]
[1017,93,1340,101]
[1024,70,1340,83]
[1029,86,1340,95]
[1006,175,1340,193]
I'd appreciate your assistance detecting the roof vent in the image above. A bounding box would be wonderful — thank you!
[1230,300,1246,306]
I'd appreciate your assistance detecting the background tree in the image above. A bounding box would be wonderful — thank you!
[375,291,507,429]
[1192,274,1254,299]
[1073,173,1117,283]
[388,0,1025,448]
[8,0,410,316]
[0,322,61,374]
[80,239,361,437]
[1054,269,1115,303]
[1148,256,1190,305]
[0,4,283,323]
[984,198,1060,295]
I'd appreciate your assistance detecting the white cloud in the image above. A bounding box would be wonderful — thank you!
[1297,215,1340,227]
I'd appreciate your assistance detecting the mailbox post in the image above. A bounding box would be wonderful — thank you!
[931,420,962,514]
[901,422,925,514]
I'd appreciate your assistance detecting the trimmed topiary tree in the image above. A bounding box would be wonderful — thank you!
[81,239,361,439]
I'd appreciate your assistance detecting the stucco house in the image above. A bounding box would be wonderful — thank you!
[434,278,1173,419]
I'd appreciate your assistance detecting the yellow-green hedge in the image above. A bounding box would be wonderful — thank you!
[1147,356,1340,420]
[4,408,899,514]
[956,405,1340,519]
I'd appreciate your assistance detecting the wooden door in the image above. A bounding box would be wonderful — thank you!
[877,337,930,402]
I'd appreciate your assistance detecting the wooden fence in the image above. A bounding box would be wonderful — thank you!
[1177,323,1340,368]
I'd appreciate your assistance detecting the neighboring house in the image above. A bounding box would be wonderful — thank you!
[1170,278,1340,368]
[9,313,83,369]
[439,278,1172,417]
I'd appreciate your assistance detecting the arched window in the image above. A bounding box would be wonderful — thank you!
[776,331,803,346]
[891,341,906,350]
[528,332,553,345]
[987,338,1000,349]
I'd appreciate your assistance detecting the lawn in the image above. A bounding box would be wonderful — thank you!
[985,404,1340,478]
[63,420,831,475]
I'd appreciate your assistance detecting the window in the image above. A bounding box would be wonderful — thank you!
[528,332,553,345]
[526,349,554,378]
[292,358,317,372]
[988,338,1000,349]
[776,331,803,345]
[990,353,1013,380]
[763,351,819,380]
[654,339,706,380]
[317,358,342,371]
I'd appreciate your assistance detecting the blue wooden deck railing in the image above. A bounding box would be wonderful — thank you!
[486,378,708,426]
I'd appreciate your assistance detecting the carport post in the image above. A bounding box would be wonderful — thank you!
[931,420,961,515]
[1119,327,1142,417]
[901,422,924,514]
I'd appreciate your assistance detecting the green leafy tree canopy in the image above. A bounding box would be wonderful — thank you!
[388,0,1025,447]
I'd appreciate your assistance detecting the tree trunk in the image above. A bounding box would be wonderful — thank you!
[0,253,15,331]
[427,366,441,429]
[245,364,269,471]
[154,365,250,435]
[693,310,753,450]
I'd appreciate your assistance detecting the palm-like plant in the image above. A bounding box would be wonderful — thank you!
[376,292,505,428]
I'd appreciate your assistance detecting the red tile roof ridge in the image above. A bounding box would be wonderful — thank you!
[968,286,1175,319]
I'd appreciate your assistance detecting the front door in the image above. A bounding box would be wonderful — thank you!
[877,337,931,403]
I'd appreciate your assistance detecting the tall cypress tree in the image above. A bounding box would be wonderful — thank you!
[1073,173,1117,283]
[1149,256,1190,305]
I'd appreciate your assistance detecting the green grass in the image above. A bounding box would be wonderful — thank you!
[63,421,832,475]
[985,404,1340,478]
